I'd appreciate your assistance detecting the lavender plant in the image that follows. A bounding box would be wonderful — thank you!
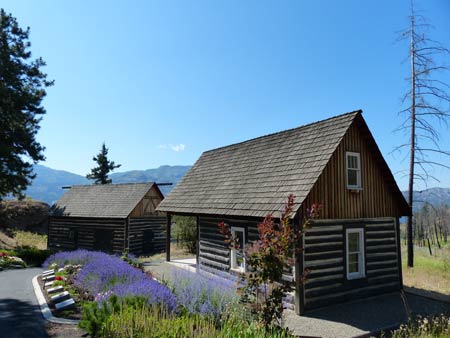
[73,254,144,295]
[168,267,240,320]
[43,249,108,268]
[96,278,177,312]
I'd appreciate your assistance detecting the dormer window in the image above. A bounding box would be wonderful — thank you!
[346,152,361,189]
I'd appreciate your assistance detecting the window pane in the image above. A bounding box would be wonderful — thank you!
[232,230,245,270]
[348,155,359,169]
[235,231,244,250]
[349,253,359,273]
[348,169,358,186]
[348,232,360,252]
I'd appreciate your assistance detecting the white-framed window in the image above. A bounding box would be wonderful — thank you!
[346,228,365,280]
[230,227,245,272]
[346,152,361,189]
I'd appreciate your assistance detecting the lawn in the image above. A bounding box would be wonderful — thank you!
[401,243,450,296]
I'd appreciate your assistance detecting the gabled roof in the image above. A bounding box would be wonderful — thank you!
[158,111,362,218]
[52,182,157,218]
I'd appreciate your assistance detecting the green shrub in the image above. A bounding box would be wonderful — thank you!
[80,296,148,337]
[103,305,217,338]
[0,251,27,268]
[79,299,117,337]
[81,294,295,338]
[102,303,294,338]
[172,216,197,254]
[14,246,51,266]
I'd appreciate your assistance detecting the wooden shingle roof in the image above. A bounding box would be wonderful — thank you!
[157,110,361,218]
[52,183,155,218]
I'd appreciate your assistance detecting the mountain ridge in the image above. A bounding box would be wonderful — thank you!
[23,165,450,209]
[25,164,191,204]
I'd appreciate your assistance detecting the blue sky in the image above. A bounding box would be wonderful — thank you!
[4,0,450,190]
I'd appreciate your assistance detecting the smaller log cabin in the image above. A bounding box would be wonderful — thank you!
[49,182,166,255]
[157,110,410,315]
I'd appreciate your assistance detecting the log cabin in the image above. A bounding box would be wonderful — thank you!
[157,110,410,314]
[49,182,166,255]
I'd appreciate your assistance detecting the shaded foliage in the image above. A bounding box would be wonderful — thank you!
[0,9,53,199]
[173,215,197,254]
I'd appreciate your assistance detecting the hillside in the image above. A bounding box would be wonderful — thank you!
[403,187,450,210]
[21,165,450,208]
[25,164,191,204]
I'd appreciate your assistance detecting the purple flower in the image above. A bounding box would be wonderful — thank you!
[99,279,177,312]
[43,249,109,268]
[169,268,238,319]
[73,254,144,294]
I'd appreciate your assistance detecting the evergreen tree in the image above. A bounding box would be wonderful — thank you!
[86,143,121,184]
[0,9,53,199]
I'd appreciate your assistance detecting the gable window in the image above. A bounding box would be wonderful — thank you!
[230,227,245,272]
[346,228,365,279]
[346,152,361,189]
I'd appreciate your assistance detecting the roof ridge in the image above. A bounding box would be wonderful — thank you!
[203,109,362,154]
[70,182,155,188]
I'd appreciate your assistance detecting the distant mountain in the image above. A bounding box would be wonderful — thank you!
[24,165,450,209]
[110,165,191,196]
[25,164,191,204]
[26,165,90,205]
[402,187,450,211]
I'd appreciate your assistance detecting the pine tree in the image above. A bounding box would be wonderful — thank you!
[86,143,121,184]
[0,9,54,199]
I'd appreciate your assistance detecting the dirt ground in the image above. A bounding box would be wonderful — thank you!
[45,322,86,338]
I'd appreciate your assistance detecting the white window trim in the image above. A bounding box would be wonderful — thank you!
[346,228,365,280]
[346,151,362,189]
[230,226,245,272]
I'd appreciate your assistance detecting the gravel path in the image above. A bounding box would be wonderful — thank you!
[284,291,449,338]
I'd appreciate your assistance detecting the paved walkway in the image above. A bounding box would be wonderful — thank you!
[145,259,450,338]
[0,267,47,338]
[284,291,450,338]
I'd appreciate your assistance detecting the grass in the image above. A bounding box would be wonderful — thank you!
[138,243,193,263]
[13,230,47,249]
[401,243,450,295]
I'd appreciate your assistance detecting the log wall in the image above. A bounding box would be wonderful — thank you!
[48,217,126,253]
[198,216,295,283]
[198,216,259,272]
[303,217,401,310]
[128,217,166,255]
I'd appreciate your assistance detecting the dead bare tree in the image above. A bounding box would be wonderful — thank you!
[396,0,450,267]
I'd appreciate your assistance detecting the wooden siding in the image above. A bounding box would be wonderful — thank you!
[129,185,164,217]
[303,218,401,310]
[48,217,126,253]
[128,217,166,255]
[302,122,404,219]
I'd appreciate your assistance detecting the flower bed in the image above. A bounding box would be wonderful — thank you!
[0,251,27,269]
[44,250,175,310]
[43,250,295,338]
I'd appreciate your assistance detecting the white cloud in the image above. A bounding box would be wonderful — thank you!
[158,143,186,152]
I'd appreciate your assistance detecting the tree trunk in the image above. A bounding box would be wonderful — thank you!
[407,6,416,268]
[434,222,441,249]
